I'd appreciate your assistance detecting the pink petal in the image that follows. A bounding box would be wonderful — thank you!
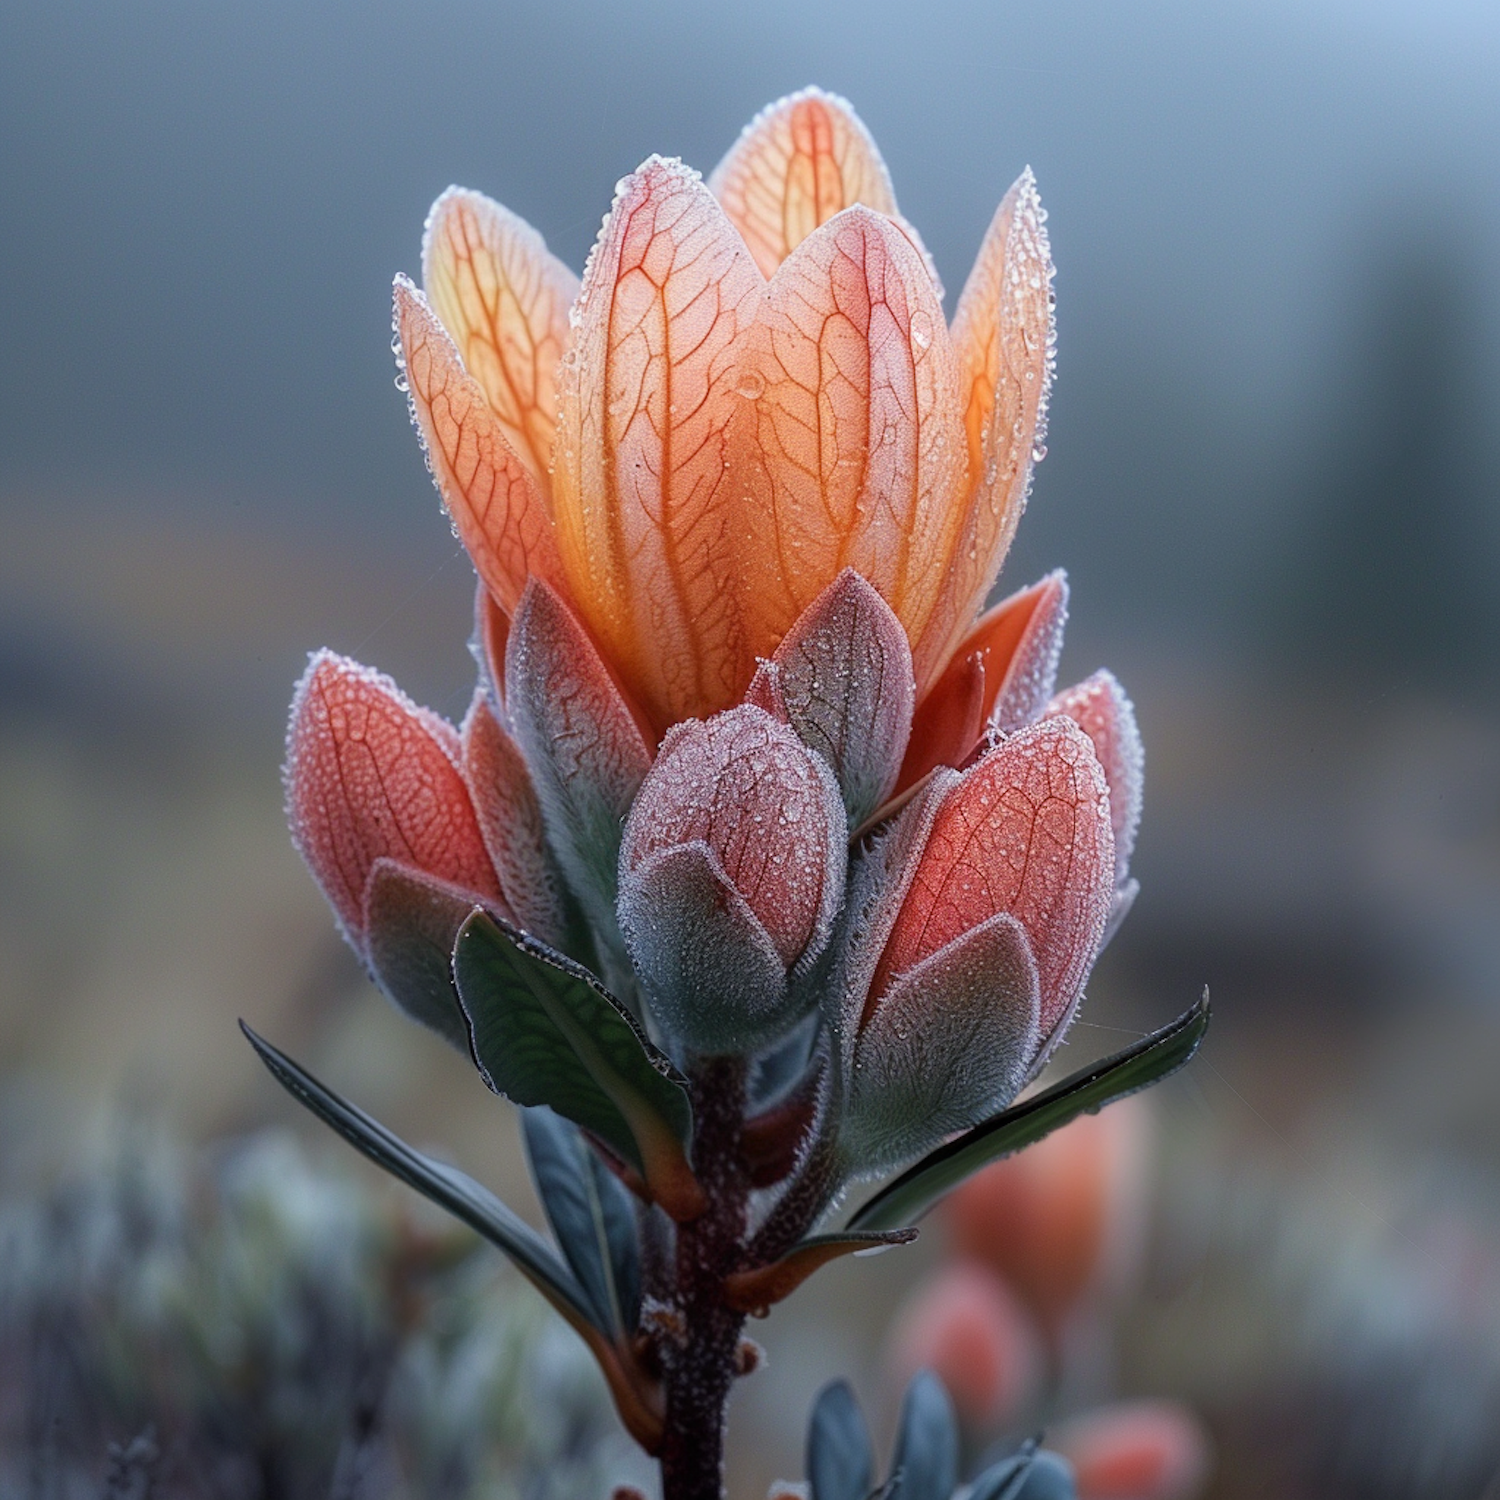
[285,652,500,951]
[873,716,1114,1035]
[1049,670,1143,887]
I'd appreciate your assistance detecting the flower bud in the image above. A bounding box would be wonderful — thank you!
[884,1264,1041,1433]
[504,578,654,951]
[618,705,847,1052]
[284,651,507,1046]
[746,569,916,829]
[839,716,1114,1168]
[285,651,502,955]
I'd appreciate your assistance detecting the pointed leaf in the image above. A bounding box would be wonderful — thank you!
[971,1449,1076,1500]
[240,1021,594,1325]
[724,1229,916,1313]
[284,650,500,953]
[523,1107,642,1337]
[886,1371,958,1500]
[847,994,1210,1233]
[453,910,705,1221]
[968,1441,1080,1500]
[505,579,653,945]
[847,912,1040,1174]
[806,1380,875,1500]
[754,570,917,827]
[239,1022,666,1452]
[911,170,1054,688]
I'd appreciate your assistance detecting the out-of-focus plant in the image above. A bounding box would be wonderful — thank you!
[0,1127,648,1499]
[885,1100,1212,1500]
[250,88,1207,1499]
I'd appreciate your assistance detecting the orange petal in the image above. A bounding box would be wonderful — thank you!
[285,652,500,950]
[709,88,898,279]
[875,716,1113,1034]
[912,171,1055,688]
[552,157,765,734]
[421,187,578,492]
[896,650,985,795]
[899,570,1070,790]
[738,207,965,663]
[395,277,561,613]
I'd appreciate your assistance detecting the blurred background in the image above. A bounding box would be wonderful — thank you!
[2,0,1498,1495]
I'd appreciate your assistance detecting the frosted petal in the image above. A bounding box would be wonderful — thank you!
[422,187,579,492]
[284,651,500,951]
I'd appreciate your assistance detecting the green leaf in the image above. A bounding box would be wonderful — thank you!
[239,1021,599,1337]
[886,1371,958,1500]
[806,1380,875,1500]
[453,911,704,1221]
[522,1107,641,1338]
[848,992,1210,1234]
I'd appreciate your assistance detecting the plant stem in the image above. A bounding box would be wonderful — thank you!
[658,1056,749,1500]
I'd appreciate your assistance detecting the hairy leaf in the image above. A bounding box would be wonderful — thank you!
[848,993,1210,1232]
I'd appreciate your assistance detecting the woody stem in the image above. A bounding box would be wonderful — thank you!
[658,1055,749,1500]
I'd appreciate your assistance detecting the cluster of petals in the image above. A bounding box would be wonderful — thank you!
[285,87,1144,1171]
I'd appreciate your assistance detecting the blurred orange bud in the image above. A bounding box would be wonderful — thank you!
[944,1094,1153,1333]
[1053,1400,1212,1500]
[884,1263,1041,1432]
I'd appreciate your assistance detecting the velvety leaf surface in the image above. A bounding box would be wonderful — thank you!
[752,570,916,826]
[363,859,491,1050]
[285,651,500,950]
[847,993,1210,1232]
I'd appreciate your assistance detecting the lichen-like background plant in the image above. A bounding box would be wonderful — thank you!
[4,3,1500,1498]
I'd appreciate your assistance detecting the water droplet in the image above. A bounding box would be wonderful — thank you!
[735,369,766,401]
[910,310,933,350]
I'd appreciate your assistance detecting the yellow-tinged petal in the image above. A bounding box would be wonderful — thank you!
[395,276,561,614]
[736,206,966,665]
[912,170,1055,690]
[552,156,765,734]
[709,87,898,279]
[422,187,579,493]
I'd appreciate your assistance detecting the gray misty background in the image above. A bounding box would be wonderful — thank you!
[3,0,1500,1494]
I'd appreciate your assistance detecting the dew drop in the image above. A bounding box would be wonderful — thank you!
[735,369,766,401]
[910,310,933,350]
